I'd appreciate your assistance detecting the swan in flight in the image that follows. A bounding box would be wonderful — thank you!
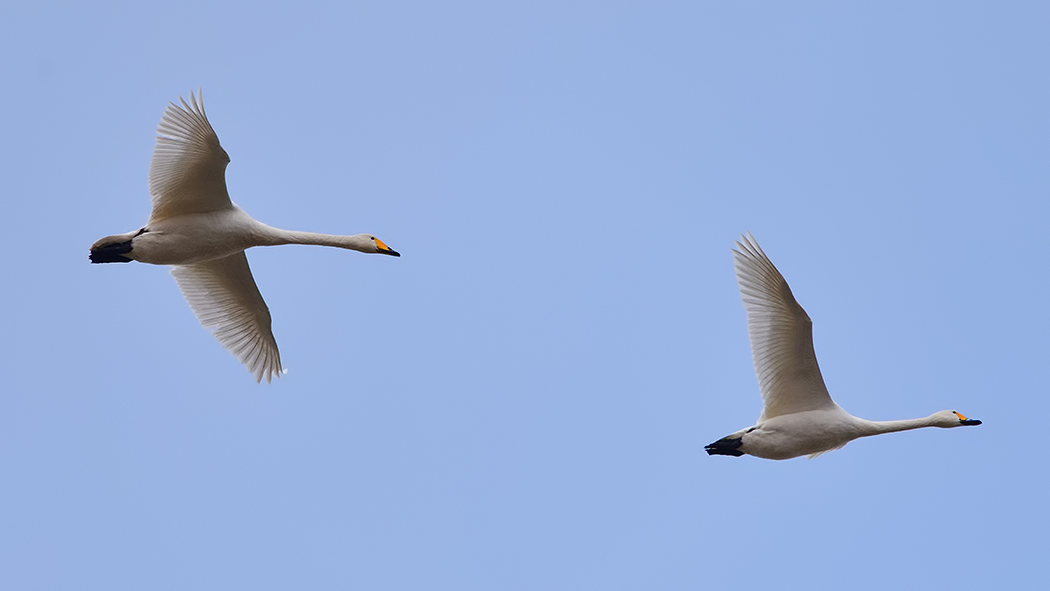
[90,91,400,382]
[706,234,980,460]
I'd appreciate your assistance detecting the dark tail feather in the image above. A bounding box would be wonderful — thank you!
[89,240,133,263]
[705,436,745,457]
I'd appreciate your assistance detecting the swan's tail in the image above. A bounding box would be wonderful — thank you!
[89,240,134,263]
[705,436,745,457]
[90,230,145,263]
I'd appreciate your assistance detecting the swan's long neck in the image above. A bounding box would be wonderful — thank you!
[857,416,938,437]
[257,226,372,252]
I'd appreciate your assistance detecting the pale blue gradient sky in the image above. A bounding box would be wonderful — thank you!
[1,1,1047,589]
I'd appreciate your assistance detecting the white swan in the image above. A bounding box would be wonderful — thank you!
[90,91,400,382]
[706,234,980,460]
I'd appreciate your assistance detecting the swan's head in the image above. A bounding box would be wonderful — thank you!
[363,235,400,257]
[933,410,982,428]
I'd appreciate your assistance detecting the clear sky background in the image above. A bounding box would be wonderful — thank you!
[1,1,1047,589]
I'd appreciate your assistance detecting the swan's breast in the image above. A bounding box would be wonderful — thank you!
[742,409,862,460]
[131,209,261,266]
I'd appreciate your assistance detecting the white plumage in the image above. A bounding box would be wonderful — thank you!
[91,91,400,382]
[706,234,980,460]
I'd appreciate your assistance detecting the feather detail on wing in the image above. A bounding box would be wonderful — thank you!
[733,234,834,420]
[171,253,282,383]
[807,442,848,459]
[148,90,232,223]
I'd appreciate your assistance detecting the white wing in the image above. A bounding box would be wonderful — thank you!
[171,253,282,383]
[733,234,835,420]
[148,90,232,223]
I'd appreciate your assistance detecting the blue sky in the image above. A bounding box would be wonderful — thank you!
[1,1,1047,588]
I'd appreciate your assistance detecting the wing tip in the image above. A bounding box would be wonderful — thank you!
[733,231,764,258]
[257,364,287,384]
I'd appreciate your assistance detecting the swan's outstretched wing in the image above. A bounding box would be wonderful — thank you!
[148,90,232,223]
[171,253,282,383]
[733,234,835,420]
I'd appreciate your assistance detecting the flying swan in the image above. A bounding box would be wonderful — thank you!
[90,91,400,382]
[706,234,980,460]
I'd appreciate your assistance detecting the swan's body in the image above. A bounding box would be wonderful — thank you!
[706,234,980,460]
[91,91,399,382]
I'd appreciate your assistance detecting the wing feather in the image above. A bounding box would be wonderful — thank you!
[147,90,232,222]
[733,234,834,420]
[171,253,282,383]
